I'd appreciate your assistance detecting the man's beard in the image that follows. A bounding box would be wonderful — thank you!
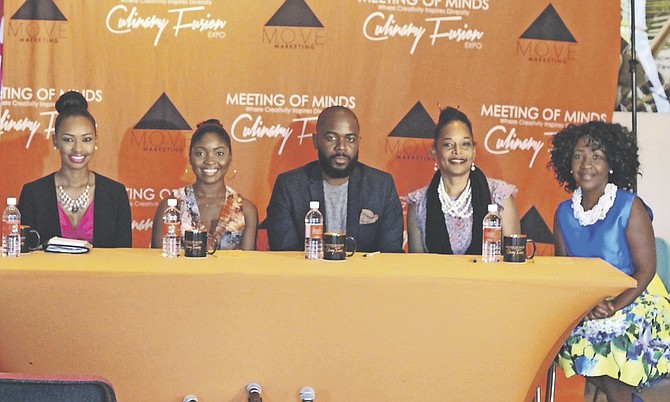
[317,149,358,179]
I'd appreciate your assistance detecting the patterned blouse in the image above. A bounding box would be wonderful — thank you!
[406,178,517,254]
[171,185,246,250]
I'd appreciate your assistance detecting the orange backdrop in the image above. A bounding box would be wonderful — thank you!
[0,0,620,248]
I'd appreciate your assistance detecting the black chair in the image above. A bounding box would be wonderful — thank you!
[0,373,117,402]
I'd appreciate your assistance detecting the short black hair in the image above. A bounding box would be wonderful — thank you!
[548,121,639,192]
[315,106,359,134]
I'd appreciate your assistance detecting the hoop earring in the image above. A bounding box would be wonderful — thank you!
[471,162,476,171]
[180,164,194,182]
[226,168,237,180]
[433,162,439,172]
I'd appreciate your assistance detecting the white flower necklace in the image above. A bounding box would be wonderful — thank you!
[572,183,617,226]
[438,176,473,219]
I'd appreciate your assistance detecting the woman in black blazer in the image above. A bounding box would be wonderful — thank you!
[18,91,131,248]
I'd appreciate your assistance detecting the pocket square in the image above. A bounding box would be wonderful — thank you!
[359,209,379,224]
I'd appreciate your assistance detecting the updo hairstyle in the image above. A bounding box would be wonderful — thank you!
[54,90,97,134]
[190,118,232,155]
[434,107,473,140]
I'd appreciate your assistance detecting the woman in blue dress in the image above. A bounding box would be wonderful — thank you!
[548,121,670,402]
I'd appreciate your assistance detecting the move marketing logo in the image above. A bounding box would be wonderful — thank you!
[8,0,68,44]
[516,4,577,64]
[520,206,553,245]
[131,93,192,153]
[262,0,325,50]
[385,101,436,161]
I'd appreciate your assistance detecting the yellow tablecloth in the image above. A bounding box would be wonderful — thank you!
[0,250,636,401]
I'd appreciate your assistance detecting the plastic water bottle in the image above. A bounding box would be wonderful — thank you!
[162,198,181,258]
[2,197,21,258]
[482,203,502,263]
[304,201,323,260]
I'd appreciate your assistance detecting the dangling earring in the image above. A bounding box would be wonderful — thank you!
[433,162,439,172]
[471,162,476,171]
[226,168,237,180]
[609,169,613,174]
[180,164,194,182]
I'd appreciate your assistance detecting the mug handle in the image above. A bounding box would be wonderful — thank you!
[29,230,41,251]
[207,235,218,255]
[346,236,356,257]
[526,238,536,260]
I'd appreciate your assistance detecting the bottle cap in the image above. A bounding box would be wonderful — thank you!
[487,203,497,212]
[6,197,17,206]
[167,198,178,207]
[299,386,315,401]
[309,201,319,209]
[246,383,262,394]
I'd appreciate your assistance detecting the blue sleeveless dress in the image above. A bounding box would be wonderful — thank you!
[555,189,670,388]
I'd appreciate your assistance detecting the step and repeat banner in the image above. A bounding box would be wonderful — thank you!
[0,0,619,249]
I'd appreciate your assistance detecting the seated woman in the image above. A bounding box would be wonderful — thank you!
[151,119,258,250]
[18,91,132,247]
[406,107,520,254]
[548,121,670,402]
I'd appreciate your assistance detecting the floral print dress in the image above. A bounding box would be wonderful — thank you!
[172,185,245,250]
[555,190,670,389]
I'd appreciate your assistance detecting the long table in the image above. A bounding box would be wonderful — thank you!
[0,250,636,401]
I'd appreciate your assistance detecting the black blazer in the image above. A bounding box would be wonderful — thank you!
[18,172,132,248]
[266,161,404,253]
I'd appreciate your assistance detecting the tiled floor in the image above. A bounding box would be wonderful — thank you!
[584,379,670,402]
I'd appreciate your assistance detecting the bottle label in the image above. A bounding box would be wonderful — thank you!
[483,227,501,242]
[164,223,180,237]
[2,221,20,237]
[305,223,323,239]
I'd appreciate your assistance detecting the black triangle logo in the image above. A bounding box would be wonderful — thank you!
[12,0,67,21]
[519,4,576,43]
[388,102,435,139]
[520,206,554,244]
[134,93,192,130]
[266,0,324,28]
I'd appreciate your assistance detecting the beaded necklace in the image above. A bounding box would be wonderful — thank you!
[58,175,91,214]
[437,176,473,219]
